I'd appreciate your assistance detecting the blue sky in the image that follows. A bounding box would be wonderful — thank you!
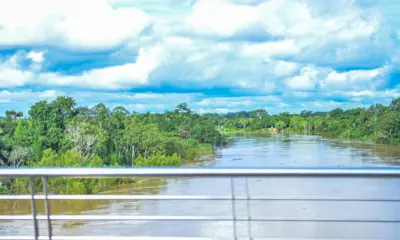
[0,0,399,115]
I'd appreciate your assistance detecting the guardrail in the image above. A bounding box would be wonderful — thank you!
[1,167,400,240]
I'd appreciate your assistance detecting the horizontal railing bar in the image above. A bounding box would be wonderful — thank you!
[0,195,232,200]
[0,236,386,240]
[1,167,400,178]
[1,215,400,223]
[0,237,388,240]
[0,237,212,240]
[0,238,388,240]
[1,195,400,202]
[0,215,230,221]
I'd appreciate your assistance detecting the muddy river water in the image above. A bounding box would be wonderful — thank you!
[2,134,400,239]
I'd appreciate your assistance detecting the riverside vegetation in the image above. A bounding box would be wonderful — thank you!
[0,97,399,193]
[0,98,223,194]
[211,97,400,144]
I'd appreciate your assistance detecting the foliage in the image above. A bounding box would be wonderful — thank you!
[216,97,400,144]
[135,152,181,167]
[0,98,225,193]
[2,96,399,193]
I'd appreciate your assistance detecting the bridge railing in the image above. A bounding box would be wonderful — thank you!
[1,167,400,240]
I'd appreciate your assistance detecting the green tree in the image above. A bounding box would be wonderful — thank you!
[390,97,400,112]
[14,120,34,146]
[275,121,285,131]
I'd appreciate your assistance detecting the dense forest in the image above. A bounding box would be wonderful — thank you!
[0,96,399,193]
[213,97,400,144]
[0,97,223,193]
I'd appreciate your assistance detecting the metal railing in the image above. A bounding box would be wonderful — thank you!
[1,167,400,240]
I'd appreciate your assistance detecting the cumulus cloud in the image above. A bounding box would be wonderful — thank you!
[286,66,319,90]
[186,0,259,38]
[38,45,163,89]
[241,40,301,60]
[325,89,400,99]
[0,0,398,114]
[0,55,33,88]
[26,51,45,63]
[0,89,61,103]
[0,45,163,90]
[321,66,388,90]
[0,0,150,50]
[185,0,378,41]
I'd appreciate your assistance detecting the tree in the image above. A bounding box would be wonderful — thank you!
[14,120,34,146]
[66,122,98,161]
[251,109,268,119]
[290,116,304,130]
[379,111,400,140]
[50,96,76,128]
[1,146,32,167]
[178,124,192,139]
[300,110,313,118]
[275,121,285,131]
[176,103,191,114]
[390,97,400,112]
[5,110,23,120]
[92,104,110,121]
[192,122,223,145]
[112,106,130,117]
[328,108,344,118]
[75,106,93,117]
[277,112,291,128]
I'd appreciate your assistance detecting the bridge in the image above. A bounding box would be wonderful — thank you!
[1,167,400,240]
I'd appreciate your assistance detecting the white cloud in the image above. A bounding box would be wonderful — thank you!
[195,95,280,108]
[182,0,381,68]
[26,51,45,63]
[0,44,164,90]
[321,66,388,90]
[5,45,161,90]
[309,100,342,109]
[185,0,378,41]
[0,0,397,115]
[0,0,150,50]
[186,0,258,38]
[195,107,239,114]
[272,61,299,77]
[119,103,166,112]
[241,40,301,59]
[286,66,318,90]
[72,92,200,104]
[0,89,62,103]
[330,90,400,98]
[0,56,33,88]
[165,37,193,46]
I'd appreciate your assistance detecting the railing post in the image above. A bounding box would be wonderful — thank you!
[245,177,253,240]
[42,177,53,240]
[230,177,237,240]
[29,177,39,240]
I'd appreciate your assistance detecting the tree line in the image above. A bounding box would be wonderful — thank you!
[0,98,223,193]
[210,97,400,143]
[1,96,399,193]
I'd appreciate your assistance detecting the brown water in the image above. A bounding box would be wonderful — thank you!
[2,134,400,239]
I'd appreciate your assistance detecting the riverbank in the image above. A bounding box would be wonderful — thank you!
[0,142,216,195]
[220,128,399,145]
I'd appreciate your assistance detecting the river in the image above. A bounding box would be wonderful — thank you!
[2,134,400,239]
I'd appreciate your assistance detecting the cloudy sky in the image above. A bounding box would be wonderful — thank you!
[0,0,399,115]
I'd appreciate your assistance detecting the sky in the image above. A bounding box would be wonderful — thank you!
[0,0,399,115]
